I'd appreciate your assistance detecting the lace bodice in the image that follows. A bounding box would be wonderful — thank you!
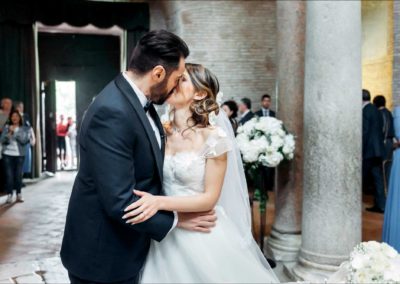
[163,127,232,197]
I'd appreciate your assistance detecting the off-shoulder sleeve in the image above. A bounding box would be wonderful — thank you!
[201,127,233,159]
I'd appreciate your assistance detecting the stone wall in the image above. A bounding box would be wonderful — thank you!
[149,0,277,112]
[394,0,400,106]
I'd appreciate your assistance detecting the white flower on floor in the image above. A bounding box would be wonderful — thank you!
[347,241,400,283]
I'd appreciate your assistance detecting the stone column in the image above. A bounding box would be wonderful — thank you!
[290,1,362,282]
[265,0,305,264]
[394,0,400,107]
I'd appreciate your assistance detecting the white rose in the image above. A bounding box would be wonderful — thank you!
[242,146,259,163]
[276,128,286,138]
[282,146,292,155]
[252,136,269,153]
[242,119,257,135]
[260,152,283,167]
[365,241,381,252]
[265,144,277,155]
[381,243,398,258]
[372,254,389,272]
[236,133,249,143]
[257,117,282,135]
[351,254,368,270]
[270,135,284,150]
[385,257,400,281]
[238,137,262,164]
[255,120,269,134]
[248,139,266,156]
[284,134,295,147]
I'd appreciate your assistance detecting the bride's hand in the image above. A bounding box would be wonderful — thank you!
[123,190,161,224]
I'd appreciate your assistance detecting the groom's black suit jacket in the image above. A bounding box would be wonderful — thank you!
[61,74,174,283]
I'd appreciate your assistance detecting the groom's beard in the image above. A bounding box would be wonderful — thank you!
[150,78,174,105]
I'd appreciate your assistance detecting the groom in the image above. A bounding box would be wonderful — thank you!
[61,30,217,284]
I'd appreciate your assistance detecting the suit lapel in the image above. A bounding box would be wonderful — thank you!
[149,105,166,179]
[114,74,164,180]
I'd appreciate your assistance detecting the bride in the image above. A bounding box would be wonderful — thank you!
[123,63,279,283]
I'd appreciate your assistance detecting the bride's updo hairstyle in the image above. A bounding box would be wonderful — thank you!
[186,63,220,129]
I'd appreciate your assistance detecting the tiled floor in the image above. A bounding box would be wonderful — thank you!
[0,172,386,283]
[0,173,72,283]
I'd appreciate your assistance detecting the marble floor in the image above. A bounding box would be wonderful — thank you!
[0,171,385,283]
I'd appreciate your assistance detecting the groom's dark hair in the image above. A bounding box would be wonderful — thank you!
[128,30,189,76]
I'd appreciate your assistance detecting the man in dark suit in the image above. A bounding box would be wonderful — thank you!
[255,94,276,118]
[373,95,395,196]
[362,89,386,213]
[238,98,254,126]
[61,30,216,284]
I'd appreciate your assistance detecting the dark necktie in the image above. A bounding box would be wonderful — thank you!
[143,101,153,113]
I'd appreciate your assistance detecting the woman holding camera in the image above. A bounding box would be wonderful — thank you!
[1,110,30,204]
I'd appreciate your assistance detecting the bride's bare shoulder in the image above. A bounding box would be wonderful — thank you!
[197,126,219,140]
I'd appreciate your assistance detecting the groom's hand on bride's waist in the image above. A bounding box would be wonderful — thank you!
[177,210,217,233]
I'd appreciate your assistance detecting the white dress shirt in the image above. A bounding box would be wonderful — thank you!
[261,107,270,117]
[122,72,178,232]
[122,72,161,147]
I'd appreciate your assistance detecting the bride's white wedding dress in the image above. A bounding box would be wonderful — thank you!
[140,126,279,283]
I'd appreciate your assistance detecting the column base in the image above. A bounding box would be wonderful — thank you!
[288,254,340,282]
[265,228,301,262]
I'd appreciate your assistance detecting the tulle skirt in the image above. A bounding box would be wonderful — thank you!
[140,207,278,283]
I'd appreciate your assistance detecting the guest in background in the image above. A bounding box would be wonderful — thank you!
[373,95,395,190]
[15,101,35,178]
[255,94,276,118]
[222,100,239,134]
[362,89,386,213]
[1,110,30,204]
[57,115,69,170]
[238,98,254,126]
[0,98,13,132]
[14,101,31,127]
[382,106,400,252]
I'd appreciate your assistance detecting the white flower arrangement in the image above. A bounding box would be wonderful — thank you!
[347,241,400,283]
[236,116,295,168]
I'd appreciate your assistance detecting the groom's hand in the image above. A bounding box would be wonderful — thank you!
[177,210,217,233]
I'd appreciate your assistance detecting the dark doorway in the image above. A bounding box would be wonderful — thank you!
[38,33,120,172]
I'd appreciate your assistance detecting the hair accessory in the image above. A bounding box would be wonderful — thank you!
[209,111,217,126]
[216,92,224,107]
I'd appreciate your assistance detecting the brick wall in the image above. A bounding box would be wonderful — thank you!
[394,0,400,106]
[149,0,277,112]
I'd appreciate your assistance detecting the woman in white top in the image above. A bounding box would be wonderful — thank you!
[1,110,30,204]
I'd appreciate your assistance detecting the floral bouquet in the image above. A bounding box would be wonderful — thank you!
[235,116,295,215]
[346,241,400,283]
[236,116,295,168]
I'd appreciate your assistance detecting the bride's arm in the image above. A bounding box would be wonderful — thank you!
[123,153,228,225]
